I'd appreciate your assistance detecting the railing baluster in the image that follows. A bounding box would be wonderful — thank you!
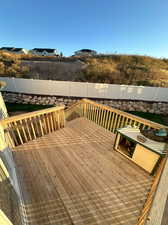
[107,111,112,130]
[120,116,125,128]
[128,118,133,126]
[46,114,51,133]
[112,113,118,133]
[20,120,28,142]
[60,111,63,127]
[14,121,23,145]
[102,109,107,127]
[38,115,44,136]
[90,104,94,121]
[24,118,32,141]
[94,106,97,123]
[86,103,89,119]
[87,103,91,120]
[99,108,104,126]
[91,105,95,122]
[136,122,141,128]
[104,110,109,129]
[125,117,129,126]
[34,116,41,137]
[94,106,98,124]
[53,112,58,130]
[110,112,115,132]
[57,113,60,129]
[51,112,56,131]
[30,117,37,139]
[88,104,91,120]
[49,113,54,132]
[79,103,83,117]
[42,114,48,134]
[90,104,93,121]
[133,120,137,127]
[84,103,87,118]
[115,115,121,130]
[85,103,88,119]
[63,110,66,127]
[9,123,19,146]
[83,103,86,117]
[60,110,65,127]
[95,106,98,123]
[92,105,95,122]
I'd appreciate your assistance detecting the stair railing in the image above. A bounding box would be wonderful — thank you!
[0,106,65,148]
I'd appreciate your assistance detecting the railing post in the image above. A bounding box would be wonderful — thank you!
[0,122,8,150]
[62,109,66,127]
[0,209,13,225]
[83,103,87,118]
[137,154,168,225]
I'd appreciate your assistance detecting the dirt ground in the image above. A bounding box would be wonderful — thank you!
[22,60,85,81]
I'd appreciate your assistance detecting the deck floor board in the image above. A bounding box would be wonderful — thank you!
[13,118,153,225]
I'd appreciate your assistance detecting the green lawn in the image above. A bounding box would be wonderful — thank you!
[6,102,53,113]
[128,111,167,126]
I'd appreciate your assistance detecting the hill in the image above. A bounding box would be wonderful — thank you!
[1,52,168,87]
[75,55,168,87]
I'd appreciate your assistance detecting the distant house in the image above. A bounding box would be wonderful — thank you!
[0,47,14,53]
[11,48,28,55]
[0,47,28,54]
[30,48,59,56]
[74,49,97,56]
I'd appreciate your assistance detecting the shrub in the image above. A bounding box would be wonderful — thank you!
[75,54,168,86]
[0,51,29,77]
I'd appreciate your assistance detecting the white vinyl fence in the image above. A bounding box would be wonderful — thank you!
[0,77,168,102]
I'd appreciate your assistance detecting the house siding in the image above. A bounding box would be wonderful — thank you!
[30,50,59,56]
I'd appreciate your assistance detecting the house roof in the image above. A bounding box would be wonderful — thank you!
[12,48,24,52]
[79,49,95,52]
[32,48,56,53]
[75,49,97,54]
[0,47,25,52]
[0,47,14,51]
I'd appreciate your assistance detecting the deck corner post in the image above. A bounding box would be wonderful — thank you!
[0,122,8,150]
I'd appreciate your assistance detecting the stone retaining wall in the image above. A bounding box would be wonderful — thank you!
[2,92,168,115]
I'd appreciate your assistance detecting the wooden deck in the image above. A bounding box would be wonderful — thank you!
[13,118,153,225]
[161,197,168,225]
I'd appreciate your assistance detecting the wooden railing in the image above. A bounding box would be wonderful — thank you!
[65,99,167,131]
[0,106,65,148]
[66,99,168,225]
[0,98,167,225]
[136,154,167,225]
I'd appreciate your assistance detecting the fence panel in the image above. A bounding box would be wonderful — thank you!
[0,77,168,102]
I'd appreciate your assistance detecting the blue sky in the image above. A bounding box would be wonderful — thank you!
[0,0,168,57]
